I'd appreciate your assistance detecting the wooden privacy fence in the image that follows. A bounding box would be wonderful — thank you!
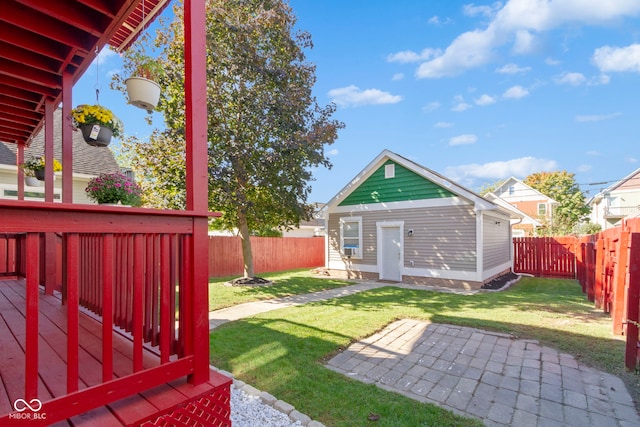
[208,236,325,278]
[513,237,578,279]
[513,218,640,371]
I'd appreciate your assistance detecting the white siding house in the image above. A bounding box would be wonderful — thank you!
[323,150,520,290]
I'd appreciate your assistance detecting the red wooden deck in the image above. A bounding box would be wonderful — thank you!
[0,279,231,426]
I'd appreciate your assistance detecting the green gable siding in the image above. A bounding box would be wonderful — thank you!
[339,160,455,206]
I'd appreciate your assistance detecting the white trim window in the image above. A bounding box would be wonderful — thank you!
[537,203,547,216]
[340,216,362,259]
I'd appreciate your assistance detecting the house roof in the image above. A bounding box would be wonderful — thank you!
[483,193,542,226]
[324,149,521,219]
[588,167,640,205]
[0,108,120,176]
[0,0,170,147]
[493,176,559,205]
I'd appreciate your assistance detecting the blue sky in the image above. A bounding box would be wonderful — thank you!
[75,0,640,203]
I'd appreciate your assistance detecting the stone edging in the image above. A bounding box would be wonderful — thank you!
[212,367,326,427]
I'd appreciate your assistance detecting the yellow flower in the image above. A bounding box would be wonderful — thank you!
[70,104,123,138]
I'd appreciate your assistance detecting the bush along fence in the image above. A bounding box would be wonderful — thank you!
[513,218,640,371]
[208,236,325,278]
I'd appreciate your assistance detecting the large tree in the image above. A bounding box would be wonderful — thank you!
[524,171,590,236]
[118,0,343,278]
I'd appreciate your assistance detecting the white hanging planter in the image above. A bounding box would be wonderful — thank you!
[25,176,41,187]
[125,76,161,112]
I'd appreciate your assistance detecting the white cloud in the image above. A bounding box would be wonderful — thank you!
[586,150,601,156]
[449,134,478,146]
[627,157,638,163]
[416,28,498,78]
[415,0,640,78]
[445,156,559,181]
[545,57,561,66]
[575,112,622,122]
[422,101,441,113]
[452,102,473,112]
[496,63,531,74]
[392,73,404,81]
[592,44,640,73]
[503,85,529,99]
[428,16,453,25]
[554,72,609,86]
[327,149,339,156]
[434,121,454,128]
[512,30,537,54]
[463,2,503,18]
[576,164,592,172]
[554,72,587,86]
[388,48,441,64]
[328,85,402,107]
[97,47,117,65]
[475,94,497,106]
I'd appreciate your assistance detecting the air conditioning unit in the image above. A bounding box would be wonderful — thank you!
[343,247,357,257]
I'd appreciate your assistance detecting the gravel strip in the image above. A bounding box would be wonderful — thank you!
[231,386,303,427]
[212,367,324,427]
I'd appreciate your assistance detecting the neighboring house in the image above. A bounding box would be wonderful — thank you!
[322,150,520,290]
[488,177,558,236]
[588,167,640,230]
[0,108,121,203]
[282,203,326,237]
[483,193,541,238]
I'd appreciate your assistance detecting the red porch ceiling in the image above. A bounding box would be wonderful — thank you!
[0,0,170,147]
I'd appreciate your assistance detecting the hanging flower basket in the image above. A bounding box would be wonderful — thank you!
[124,57,164,113]
[125,77,161,113]
[79,124,113,147]
[20,156,62,181]
[71,104,123,147]
[25,176,41,187]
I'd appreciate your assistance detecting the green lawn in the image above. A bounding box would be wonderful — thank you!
[208,269,355,311]
[210,276,640,426]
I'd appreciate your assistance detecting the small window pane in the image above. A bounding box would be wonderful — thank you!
[385,164,395,179]
[343,222,359,238]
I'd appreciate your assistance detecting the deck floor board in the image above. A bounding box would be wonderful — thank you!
[0,279,231,426]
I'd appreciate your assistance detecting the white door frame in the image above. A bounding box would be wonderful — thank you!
[377,221,404,281]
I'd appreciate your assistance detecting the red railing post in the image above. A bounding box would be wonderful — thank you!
[624,233,640,371]
[66,233,79,393]
[133,234,144,372]
[102,234,114,382]
[25,232,40,401]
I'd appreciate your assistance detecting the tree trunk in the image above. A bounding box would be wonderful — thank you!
[238,210,254,277]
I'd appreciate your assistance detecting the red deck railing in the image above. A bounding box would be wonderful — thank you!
[0,200,211,425]
[0,233,25,277]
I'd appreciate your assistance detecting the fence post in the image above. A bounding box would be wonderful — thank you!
[613,231,630,335]
[594,238,605,309]
[624,233,640,371]
[586,242,595,302]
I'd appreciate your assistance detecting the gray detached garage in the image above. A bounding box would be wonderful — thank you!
[322,150,520,290]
